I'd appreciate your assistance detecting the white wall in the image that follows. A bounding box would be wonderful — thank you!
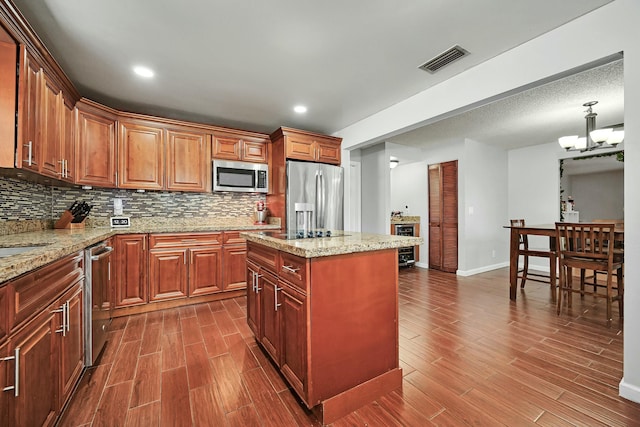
[336,0,640,403]
[360,144,389,234]
[463,139,509,274]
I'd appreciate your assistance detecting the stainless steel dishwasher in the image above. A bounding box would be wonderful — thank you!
[84,240,114,366]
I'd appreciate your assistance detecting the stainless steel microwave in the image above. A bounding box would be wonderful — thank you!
[213,160,268,193]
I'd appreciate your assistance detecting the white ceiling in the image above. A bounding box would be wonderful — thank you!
[11,0,614,137]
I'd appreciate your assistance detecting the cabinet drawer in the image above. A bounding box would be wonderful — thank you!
[150,232,222,249]
[247,242,278,274]
[278,252,308,292]
[223,230,262,245]
[9,251,84,332]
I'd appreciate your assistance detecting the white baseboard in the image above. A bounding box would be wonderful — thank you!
[619,378,640,404]
[457,262,509,277]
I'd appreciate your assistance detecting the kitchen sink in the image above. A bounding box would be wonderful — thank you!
[0,245,45,258]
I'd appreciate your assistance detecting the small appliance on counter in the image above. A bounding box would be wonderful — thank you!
[55,201,93,229]
[254,201,268,225]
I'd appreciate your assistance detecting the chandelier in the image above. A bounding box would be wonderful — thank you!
[558,101,624,151]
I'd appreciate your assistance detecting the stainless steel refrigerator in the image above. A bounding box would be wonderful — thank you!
[286,160,344,234]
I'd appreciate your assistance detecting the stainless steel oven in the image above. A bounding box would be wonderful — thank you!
[394,224,416,267]
[84,241,113,366]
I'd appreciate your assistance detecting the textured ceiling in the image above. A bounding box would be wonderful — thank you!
[11,0,612,135]
[387,59,624,151]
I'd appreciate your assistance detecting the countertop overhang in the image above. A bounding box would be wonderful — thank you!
[0,221,280,283]
[242,231,423,258]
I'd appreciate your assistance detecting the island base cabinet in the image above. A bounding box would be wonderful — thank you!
[246,242,401,425]
[0,341,8,427]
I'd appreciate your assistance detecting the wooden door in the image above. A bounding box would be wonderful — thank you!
[189,247,222,296]
[315,141,341,165]
[222,244,247,292]
[60,100,75,182]
[149,249,188,302]
[428,161,458,272]
[166,129,211,192]
[212,135,242,161]
[59,282,83,407]
[10,309,58,427]
[0,341,8,427]
[0,40,17,168]
[19,52,41,172]
[279,281,307,397]
[40,74,62,178]
[259,271,280,364]
[113,235,147,307]
[118,121,164,190]
[75,108,116,187]
[246,261,260,338]
[242,139,268,163]
[285,135,315,162]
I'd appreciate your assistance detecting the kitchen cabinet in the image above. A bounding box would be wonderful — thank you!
[0,36,17,168]
[212,132,268,164]
[246,241,401,424]
[0,284,7,344]
[118,119,164,190]
[18,50,42,172]
[60,100,75,182]
[428,161,458,272]
[1,251,84,427]
[166,127,211,192]
[75,100,117,187]
[113,234,148,307]
[148,233,223,301]
[270,127,342,165]
[221,231,254,292]
[39,72,62,179]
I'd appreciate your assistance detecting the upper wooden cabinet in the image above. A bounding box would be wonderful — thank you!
[166,127,211,192]
[75,100,117,187]
[39,73,62,179]
[0,35,17,168]
[17,50,42,172]
[212,132,268,164]
[270,127,342,165]
[118,119,164,190]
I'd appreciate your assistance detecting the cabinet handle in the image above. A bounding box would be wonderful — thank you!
[184,252,187,265]
[52,304,66,336]
[23,141,32,166]
[58,160,65,176]
[1,347,20,397]
[65,301,71,333]
[282,265,300,274]
[274,285,282,311]
[64,159,69,178]
[108,260,111,281]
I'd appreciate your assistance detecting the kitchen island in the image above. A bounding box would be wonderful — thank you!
[242,231,422,424]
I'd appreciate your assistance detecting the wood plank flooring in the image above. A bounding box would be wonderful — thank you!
[59,267,640,426]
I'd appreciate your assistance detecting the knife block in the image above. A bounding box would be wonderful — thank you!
[54,210,86,229]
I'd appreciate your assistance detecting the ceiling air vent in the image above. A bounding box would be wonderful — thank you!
[418,45,469,74]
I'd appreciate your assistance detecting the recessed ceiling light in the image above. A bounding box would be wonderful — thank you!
[133,66,154,78]
[293,105,307,114]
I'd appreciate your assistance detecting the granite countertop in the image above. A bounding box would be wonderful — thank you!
[242,231,423,258]
[390,216,421,224]
[0,218,280,283]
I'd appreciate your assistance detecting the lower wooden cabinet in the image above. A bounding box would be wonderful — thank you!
[190,247,222,296]
[222,244,247,291]
[258,271,280,362]
[1,252,84,427]
[149,249,188,301]
[113,234,148,307]
[279,281,307,395]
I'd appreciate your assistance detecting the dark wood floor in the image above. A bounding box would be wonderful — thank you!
[60,267,640,426]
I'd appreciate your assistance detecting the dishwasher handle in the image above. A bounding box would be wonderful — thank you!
[91,246,113,261]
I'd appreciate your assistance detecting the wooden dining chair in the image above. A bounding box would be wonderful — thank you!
[581,219,624,292]
[510,219,557,300]
[555,222,624,327]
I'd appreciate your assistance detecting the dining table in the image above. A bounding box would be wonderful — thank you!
[505,223,624,301]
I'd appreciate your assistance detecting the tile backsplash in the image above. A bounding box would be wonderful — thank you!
[0,175,265,230]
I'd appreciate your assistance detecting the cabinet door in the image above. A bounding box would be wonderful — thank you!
[114,235,147,307]
[166,129,211,192]
[315,141,341,165]
[118,121,164,190]
[40,74,62,178]
[59,282,83,408]
[212,135,242,161]
[76,108,116,187]
[242,139,267,163]
[285,135,315,162]
[222,244,247,292]
[10,309,58,427]
[259,272,280,364]
[246,261,260,338]
[0,285,7,343]
[149,249,188,301]
[279,282,307,397]
[60,100,75,182]
[19,52,41,172]
[189,247,222,297]
[0,341,8,427]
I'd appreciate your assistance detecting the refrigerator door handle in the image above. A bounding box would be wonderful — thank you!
[318,170,325,229]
